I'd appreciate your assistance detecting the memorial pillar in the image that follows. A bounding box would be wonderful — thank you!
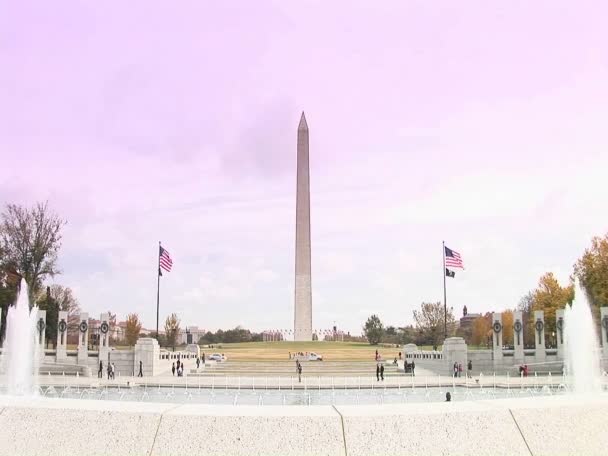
[492,313,503,361]
[98,312,111,364]
[513,311,524,362]
[556,308,565,359]
[534,310,546,361]
[600,307,608,358]
[77,312,89,365]
[134,338,161,377]
[56,310,68,361]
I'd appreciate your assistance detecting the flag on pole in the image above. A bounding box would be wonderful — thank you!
[159,246,173,275]
[444,246,464,269]
[445,268,456,278]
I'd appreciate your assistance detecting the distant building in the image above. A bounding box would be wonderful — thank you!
[178,326,205,345]
[459,305,481,340]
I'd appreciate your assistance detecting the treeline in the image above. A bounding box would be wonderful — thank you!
[460,233,608,348]
[198,326,263,344]
[363,302,457,347]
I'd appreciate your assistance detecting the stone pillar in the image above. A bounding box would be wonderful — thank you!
[600,307,608,358]
[56,310,68,361]
[98,312,111,364]
[534,310,546,361]
[442,337,467,376]
[36,310,47,359]
[492,313,503,361]
[513,311,524,362]
[77,312,89,365]
[556,308,565,359]
[134,337,161,377]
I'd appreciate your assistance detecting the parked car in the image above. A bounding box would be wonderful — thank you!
[293,352,323,361]
[208,353,227,362]
[308,352,323,361]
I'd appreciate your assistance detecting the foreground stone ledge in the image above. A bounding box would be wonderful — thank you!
[0,394,605,456]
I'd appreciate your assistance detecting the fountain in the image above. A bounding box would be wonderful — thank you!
[2,278,39,395]
[563,280,602,394]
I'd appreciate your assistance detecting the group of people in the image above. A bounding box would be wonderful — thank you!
[171,359,185,377]
[98,360,116,379]
[518,364,529,377]
[289,351,308,359]
[452,360,473,378]
[404,360,416,375]
[375,362,385,381]
[195,353,206,369]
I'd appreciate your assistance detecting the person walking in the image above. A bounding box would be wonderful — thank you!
[138,360,143,377]
[202,352,205,364]
[172,362,176,376]
[297,362,302,383]
[458,363,462,378]
[106,362,111,380]
[380,363,385,381]
[467,360,473,378]
[375,349,379,361]
[196,357,200,369]
[412,360,416,377]
[98,360,103,379]
[453,362,458,378]
[376,363,380,381]
[111,363,115,379]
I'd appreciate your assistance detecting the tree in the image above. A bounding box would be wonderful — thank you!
[529,272,574,338]
[0,202,66,303]
[574,234,608,309]
[413,301,456,348]
[164,313,180,351]
[363,314,384,345]
[0,266,19,341]
[470,314,492,347]
[502,310,514,346]
[125,313,142,346]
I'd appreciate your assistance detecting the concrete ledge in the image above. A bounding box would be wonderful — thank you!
[0,394,605,456]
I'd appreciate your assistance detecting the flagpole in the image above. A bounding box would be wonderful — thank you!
[443,240,447,340]
[156,241,161,339]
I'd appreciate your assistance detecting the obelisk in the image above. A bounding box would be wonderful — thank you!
[294,112,312,341]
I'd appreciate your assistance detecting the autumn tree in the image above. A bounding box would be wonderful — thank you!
[574,233,608,310]
[470,314,492,347]
[363,314,384,345]
[413,301,456,348]
[164,313,181,351]
[125,313,142,346]
[529,272,574,338]
[502,310,514,346]
[0,202,66,303]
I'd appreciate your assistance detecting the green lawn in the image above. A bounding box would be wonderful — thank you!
[197,341,420,361]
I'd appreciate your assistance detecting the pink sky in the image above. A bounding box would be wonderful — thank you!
[2,1,608,333]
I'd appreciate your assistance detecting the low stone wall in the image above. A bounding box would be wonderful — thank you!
[0,394,605,455]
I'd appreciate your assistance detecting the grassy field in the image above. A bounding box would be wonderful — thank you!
[197,341,408,361]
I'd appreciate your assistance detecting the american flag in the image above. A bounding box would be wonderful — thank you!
[444,246,464,269]
[159,245,173,274]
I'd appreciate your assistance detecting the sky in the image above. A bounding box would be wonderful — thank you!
[1,1,608,334]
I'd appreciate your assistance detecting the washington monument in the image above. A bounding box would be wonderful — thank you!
[294,112,312,341]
